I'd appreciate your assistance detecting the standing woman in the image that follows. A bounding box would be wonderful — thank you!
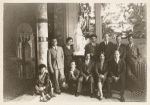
[63,37,74,82]
[95,52,108,100]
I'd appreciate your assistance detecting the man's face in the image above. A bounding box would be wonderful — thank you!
[114,51,120,60]
[100,54,105,61]
[128,36,133,44]
[52,39,57,46]
[71,62,76,69]
[103,34,109,41]
[116,36,122,44]
[85,54,91,60]
[91,37,97,43]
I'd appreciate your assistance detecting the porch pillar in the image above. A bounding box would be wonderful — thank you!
[95,3,102,43]
[36,3,48,67]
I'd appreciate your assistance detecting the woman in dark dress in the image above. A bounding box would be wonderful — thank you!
[63,37,74,82]
[95,52,108,100]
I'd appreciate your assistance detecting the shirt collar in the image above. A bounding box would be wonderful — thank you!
[66,45,70,49]
[53,46,57,50]
[115,58,119,64]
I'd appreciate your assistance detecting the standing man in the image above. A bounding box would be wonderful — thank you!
[105,50,126,102]
[48,38,67,95]
[85,34,99,61]
[114,34,126,60]
[126,34,141,91]
[98,33,114,63]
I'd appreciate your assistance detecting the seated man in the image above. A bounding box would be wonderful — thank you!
[105,50,126,102]
[68,60,81,95]
[76,53,95,98]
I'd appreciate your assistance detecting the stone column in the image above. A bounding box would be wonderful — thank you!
[95,3,102,43]
[36,3,48,67]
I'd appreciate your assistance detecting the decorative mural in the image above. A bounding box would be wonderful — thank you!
[78,3,95,38]
[101,3,146,39]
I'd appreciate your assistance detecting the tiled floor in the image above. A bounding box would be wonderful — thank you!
[8,89,146,102]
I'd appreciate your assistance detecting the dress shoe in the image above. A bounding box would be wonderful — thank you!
[75,92,80,97]
[120,96,125,102]
[99,97,103,101]
[55,91,61,95]
[90,93,94,98]
[105,93,112,99]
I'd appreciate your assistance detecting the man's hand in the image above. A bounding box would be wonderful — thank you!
[91,53,94,56]
[99,74,104,79]
[112,76,118,82]
[86,76,89,81]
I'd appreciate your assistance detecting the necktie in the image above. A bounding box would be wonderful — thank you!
[117,44,120,50]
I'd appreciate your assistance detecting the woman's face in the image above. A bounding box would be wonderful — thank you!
[41,67,46,74]
[67,39,73,46]
[100,54,105,60]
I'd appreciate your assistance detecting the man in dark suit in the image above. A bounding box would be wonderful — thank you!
[98,33,114,62]
[114,34,126,60]
[126,34,141,91]
[76,53,95,98]
[105,50,126,102]
[48,38,67,94]
[85,34,99,61]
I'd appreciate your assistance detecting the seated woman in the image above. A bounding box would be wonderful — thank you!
[95,52,108,100]
[35,64,55,102]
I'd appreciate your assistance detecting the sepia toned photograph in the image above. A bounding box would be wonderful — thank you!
[3,2,147,102]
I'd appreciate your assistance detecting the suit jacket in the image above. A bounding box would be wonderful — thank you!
[63,45,74,67]
[69,68,80,80]
[108,59,126,78]
[85,43,99,61]
[98,41,114,62]
[48,46,64,73]
[95,60,108,77]
[81,60,95,78]
[126,43,141,63]
[114,43,126,60]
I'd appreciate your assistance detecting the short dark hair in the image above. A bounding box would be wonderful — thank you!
[85,52,91,57]
[116,33,122,38]
[39,64,46,70]
[90,34,97,38]
[128,34,134,39]
[66,37,73,43]
[71,60,76,64]
[114,50,120,54]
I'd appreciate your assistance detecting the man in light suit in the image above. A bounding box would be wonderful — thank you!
[48,38,67,94]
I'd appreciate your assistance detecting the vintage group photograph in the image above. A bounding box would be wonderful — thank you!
[3,2,147,102]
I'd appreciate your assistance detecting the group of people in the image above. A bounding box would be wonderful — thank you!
[35,32,141,102]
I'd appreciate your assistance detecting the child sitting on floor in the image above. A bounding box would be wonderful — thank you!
[35,64,55,102]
